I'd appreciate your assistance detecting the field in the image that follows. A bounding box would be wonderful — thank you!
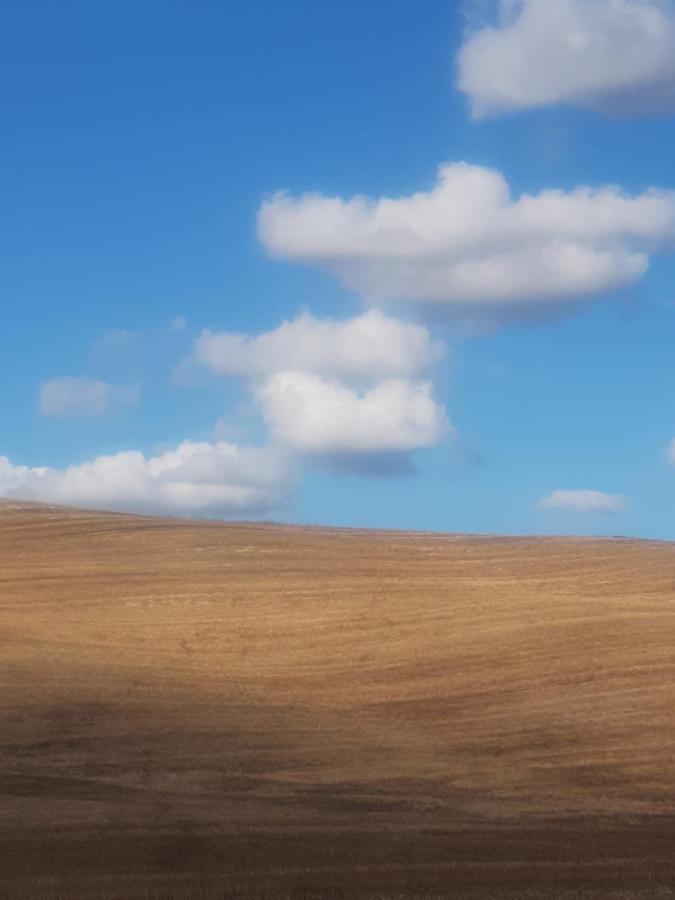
[1,501,674,898]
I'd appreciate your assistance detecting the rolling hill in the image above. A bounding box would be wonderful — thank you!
[1,500,674,898]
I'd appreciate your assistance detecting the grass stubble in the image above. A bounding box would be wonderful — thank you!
[0,501,674,898]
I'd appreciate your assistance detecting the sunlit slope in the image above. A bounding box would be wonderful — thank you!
[2,501,674,826]
[1,502,675,897]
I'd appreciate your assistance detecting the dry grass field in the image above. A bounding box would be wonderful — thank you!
[1,500,674,898]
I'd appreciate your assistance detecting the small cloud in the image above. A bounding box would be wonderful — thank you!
[211,415,250,443]
[457,0,675,119]
[539,489,628,513]
[39,377,139,418]
[170,315,187,332]
[666,439,675,465]
[92,328,140,358]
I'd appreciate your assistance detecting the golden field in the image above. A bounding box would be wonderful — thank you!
[1,500,674,898]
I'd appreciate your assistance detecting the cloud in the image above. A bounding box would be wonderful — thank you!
[539,489,628,513]
[667,439,675,464]
[191,310,452,474]
[0,441,293,517]
[258,163,675,322]
[91,328,140,360]
[39,377,139,418]
[170,315,187,332]
[255,372,450,457]
[194,309,442,382]
[457,0,675,119]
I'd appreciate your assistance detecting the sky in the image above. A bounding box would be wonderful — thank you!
[2,0,675,538]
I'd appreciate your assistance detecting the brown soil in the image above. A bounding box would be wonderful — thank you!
[1,501,674,898]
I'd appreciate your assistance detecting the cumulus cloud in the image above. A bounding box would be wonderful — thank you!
[457,0,675,119]
[39,377,139,418]
[258,163,675,321]
[194,309,442,382]
[0,441,292,517]
[255,372,450,457]
[190,310,452,474]
[539,489,628,513]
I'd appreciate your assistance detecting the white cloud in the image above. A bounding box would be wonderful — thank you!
[539,489,628,513]
[258,163,675,321]
[255,372,450,457]
[194,309,441,382]
[457,0,675,119]
[667,439,675,464]
[0,441,292,517]
[191,310,452,473]
[39,377,139,418]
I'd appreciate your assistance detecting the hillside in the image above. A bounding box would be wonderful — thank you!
[1,501,674,898]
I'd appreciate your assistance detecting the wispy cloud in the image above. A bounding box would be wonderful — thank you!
[539,489,628,513]
[39,377,139,418]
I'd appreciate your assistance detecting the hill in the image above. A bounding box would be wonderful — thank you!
[1,501,674,898]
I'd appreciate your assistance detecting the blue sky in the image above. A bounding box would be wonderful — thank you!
[2,0,675,538]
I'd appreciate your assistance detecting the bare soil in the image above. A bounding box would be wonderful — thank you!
[1,502,674,898]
